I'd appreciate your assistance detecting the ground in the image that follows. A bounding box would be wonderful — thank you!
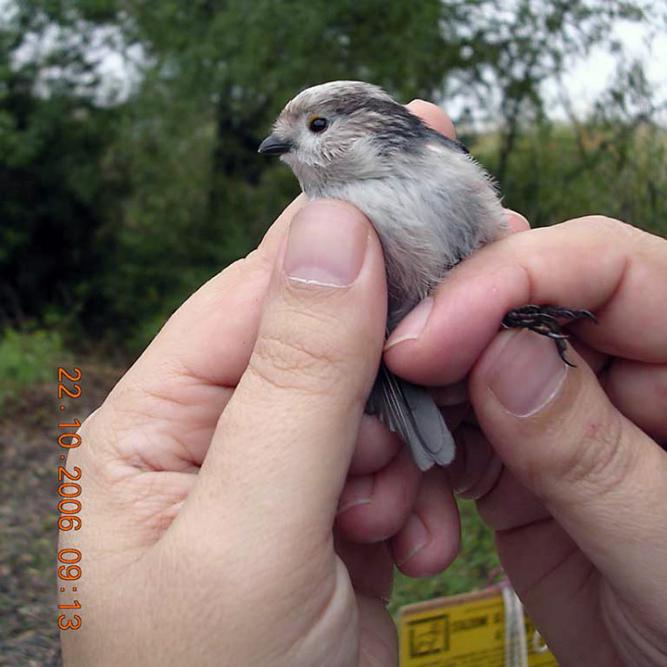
[0,364,121,666]
[0,361,498,666]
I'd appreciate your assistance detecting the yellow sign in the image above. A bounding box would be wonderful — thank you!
[398,586,557,666]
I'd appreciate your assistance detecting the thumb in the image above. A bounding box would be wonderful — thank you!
[190,200,387,540]
[469,329,667,598]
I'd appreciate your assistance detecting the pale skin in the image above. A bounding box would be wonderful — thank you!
[60,102,667,666]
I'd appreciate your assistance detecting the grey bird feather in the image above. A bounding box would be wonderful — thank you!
[259,81,509,470]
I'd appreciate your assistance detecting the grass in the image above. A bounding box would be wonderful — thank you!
[0,328,66,411]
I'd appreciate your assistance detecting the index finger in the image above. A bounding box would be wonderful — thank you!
[385,216,667,386]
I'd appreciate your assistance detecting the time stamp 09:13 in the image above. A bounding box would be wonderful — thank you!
[56,366,85,632]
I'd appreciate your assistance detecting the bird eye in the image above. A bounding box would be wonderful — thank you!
[308,116,328,133]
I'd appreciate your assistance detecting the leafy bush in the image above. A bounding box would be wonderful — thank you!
[0,328,65,409]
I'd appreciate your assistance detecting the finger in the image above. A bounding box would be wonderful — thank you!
[334,533,394,601]
[445,425,503,500]
[391,468,460,576]
[179,200,387,543]
[505,209,530,233]
[336,447,422,543]
[603,360,667,442]
[406,99,456,138]
[350,415,403,476]
[357,595,398,666]
[469,328,667,617]
[385,216,667,386]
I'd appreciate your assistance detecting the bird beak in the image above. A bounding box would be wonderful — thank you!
[258,134,293,155]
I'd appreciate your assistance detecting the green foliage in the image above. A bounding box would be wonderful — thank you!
[0,328,65,408]
[0,5,125,331]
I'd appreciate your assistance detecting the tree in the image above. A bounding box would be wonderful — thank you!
[0,4,124,327]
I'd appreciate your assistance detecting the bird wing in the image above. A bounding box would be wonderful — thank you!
[367,364,456,471]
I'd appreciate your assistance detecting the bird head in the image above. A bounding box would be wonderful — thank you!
[258,81,429,191]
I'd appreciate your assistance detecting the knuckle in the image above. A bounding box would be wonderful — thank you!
[568,214,641,240]
[248,325,351,395]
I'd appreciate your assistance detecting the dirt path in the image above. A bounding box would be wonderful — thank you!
[0,364,122,666]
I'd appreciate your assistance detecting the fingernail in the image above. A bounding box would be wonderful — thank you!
[337,475,374,515]
[502,210,530,238]
[384,297,434,350]
[488,330,567,417]
[284,200,368,287]
[505,208,530,228]
[396,514,429,566]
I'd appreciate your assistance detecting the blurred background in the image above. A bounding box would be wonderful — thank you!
[1,0,666,664]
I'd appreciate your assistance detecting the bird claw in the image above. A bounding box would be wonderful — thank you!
[502,304,596,367]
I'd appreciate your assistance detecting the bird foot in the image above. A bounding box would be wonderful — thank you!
[502,304,597,367]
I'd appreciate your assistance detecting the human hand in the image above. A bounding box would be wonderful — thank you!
[60,100,477,667]
[60,195,397,665]
[385,210,667,665]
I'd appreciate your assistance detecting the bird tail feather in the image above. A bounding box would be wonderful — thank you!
[367,364,456,471]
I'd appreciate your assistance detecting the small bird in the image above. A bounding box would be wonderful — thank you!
[259,81,593,470]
